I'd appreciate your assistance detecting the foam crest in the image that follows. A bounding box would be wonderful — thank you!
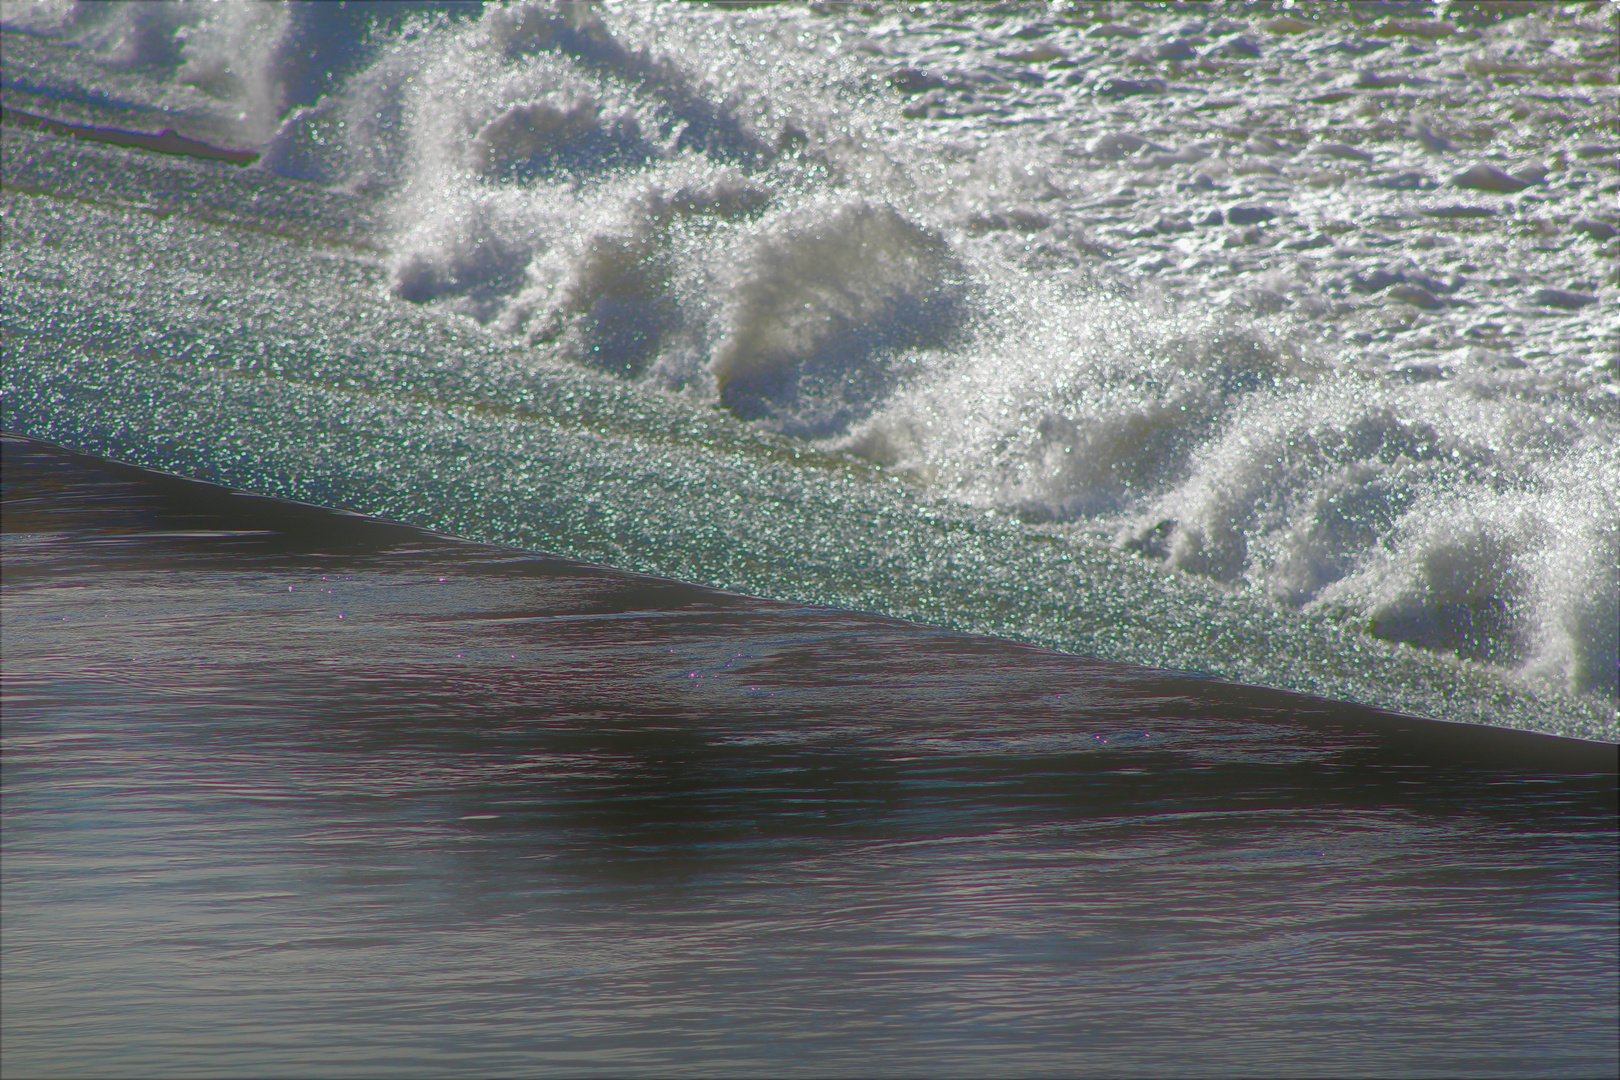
[387,189,541,317]
[1117,379,1615,697]
[340,2,960,436]
[711,201,964,436]
[834,251,1614,701]
[75,1,194,72]
[3,0,397,145]
[1133,387,1469,589]
[837,278,1303,518]
[471,95,639,178]
[1314,446,1618,698]
[494,172,771,377]
[4,1,192,69]
[0,0,78,36]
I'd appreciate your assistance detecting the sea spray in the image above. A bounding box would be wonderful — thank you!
[4,0,1615,714]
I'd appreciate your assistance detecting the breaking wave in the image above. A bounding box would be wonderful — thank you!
[8,0,1614,702]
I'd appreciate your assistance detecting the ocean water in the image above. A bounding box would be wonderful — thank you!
[5,435,1617,1078]
[2,1,1617,1075]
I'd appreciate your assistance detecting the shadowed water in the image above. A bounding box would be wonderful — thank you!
[3,436,1615,1079]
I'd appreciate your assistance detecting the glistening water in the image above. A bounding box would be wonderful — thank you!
[1,0,1617,1075]
[3,437,1616,1078]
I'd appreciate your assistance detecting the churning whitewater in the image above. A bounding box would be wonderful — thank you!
[2,0,1615,729]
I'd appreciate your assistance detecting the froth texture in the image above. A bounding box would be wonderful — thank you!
[7,0,1613,707]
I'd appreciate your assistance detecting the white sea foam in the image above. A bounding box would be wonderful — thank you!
[708,200,964,435]
[0,0,350,143]
[7,0,1614,703]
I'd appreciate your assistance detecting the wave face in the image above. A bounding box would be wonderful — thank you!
[2,1,1615,728]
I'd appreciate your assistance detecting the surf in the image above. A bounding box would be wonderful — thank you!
[3,0,1615,740]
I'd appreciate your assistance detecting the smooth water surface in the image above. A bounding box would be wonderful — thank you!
[3,437,1615,1078]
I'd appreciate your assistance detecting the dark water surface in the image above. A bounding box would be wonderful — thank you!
[2,436,1615,1079]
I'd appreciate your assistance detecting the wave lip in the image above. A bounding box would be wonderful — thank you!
[712,201,966,437]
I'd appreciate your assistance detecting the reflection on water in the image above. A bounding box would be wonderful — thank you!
[3,435,1616,1079]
